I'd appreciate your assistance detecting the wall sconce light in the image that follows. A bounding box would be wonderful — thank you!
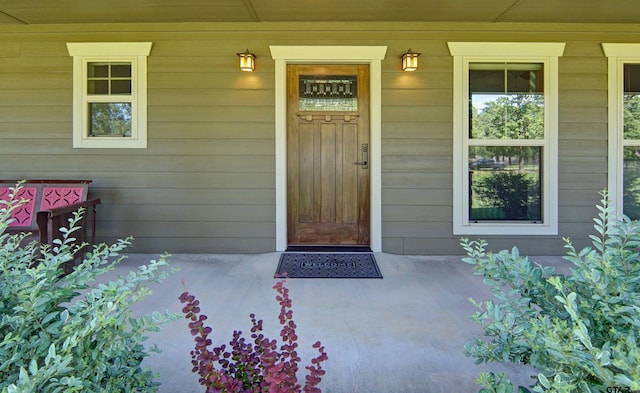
[401,49,421,71]
[237,50,256,72]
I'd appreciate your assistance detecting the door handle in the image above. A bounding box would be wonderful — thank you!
[353,144,368,169]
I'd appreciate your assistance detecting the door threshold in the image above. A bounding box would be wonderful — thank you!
[285,245,372,253]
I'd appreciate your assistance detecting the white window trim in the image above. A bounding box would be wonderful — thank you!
[602,44,640,219]
[448,42,565,236]
[67,42,152,148]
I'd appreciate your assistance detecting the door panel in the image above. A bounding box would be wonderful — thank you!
[287,64,370,245]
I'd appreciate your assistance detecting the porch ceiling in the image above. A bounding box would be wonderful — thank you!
[0,0,638,25]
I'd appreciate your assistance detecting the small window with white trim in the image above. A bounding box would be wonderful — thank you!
[67,42,152,148]
[448,42,565,235]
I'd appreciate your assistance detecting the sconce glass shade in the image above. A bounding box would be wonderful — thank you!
[402,49,421,71]
[237,50,256,72]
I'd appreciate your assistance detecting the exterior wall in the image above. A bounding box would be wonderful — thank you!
[0,22,637,254]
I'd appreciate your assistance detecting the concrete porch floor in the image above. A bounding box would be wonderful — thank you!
[109,252,568,393]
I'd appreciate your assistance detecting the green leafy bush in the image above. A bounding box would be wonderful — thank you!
[0,185,176,393]
[461,191,640,393]
[473,171,540,220]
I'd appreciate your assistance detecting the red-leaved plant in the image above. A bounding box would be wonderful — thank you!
[179,279,328,393]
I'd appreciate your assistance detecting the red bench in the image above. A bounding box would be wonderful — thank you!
[0,180,101,274]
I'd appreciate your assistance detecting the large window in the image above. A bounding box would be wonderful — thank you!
[603,44,640,219]
[67,42,152,148]
[448,42,565,235]
[623,64,640,218]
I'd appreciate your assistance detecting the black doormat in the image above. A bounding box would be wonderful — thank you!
[275,252,383,279]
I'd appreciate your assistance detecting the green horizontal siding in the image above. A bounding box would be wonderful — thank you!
[0,21,634,253]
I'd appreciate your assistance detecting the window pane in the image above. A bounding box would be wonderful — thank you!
[470,63,544,140]
[506,68,543,93]
[623,147,640,219]
[111,63,132,78]
[623,65,640,219]
[469,146,542,221]
[111,80,132,94]
[89,103,132,137]
[88,63,109,78]
[624,64,640,140]
[88,80,109,95]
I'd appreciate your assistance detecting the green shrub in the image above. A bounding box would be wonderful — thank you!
[0,185,177,393]
[461,190,640,393]
[473,171,540,220]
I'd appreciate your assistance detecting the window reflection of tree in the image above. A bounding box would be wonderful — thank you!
[89,103,132,137]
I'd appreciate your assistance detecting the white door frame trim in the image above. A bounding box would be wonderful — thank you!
[270,46,387,251]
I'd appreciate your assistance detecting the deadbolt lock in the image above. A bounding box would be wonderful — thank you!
[353,144,368,169]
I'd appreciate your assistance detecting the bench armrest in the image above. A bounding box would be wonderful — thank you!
[36,198,101,248]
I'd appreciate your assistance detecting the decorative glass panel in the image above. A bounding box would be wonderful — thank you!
[89,103,132,137]
[87,62,132,95]
[298,75,358,111]
[470,63,544,140]
[469,146,542,221]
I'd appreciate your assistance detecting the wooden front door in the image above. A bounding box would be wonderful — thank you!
[287,64,370,245]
